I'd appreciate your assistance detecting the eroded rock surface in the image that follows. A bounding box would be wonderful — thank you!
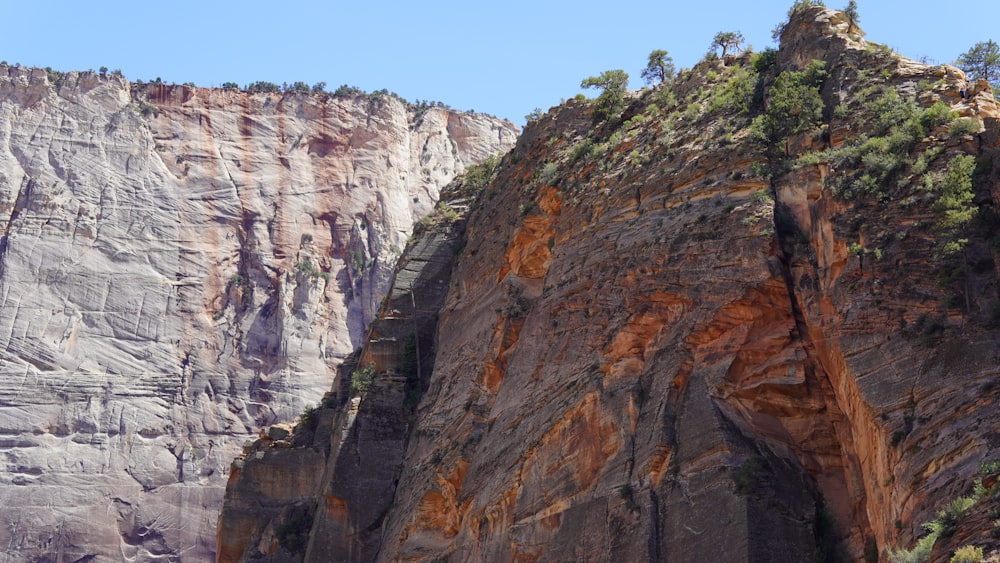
[216,184,473,561]
[0,66,516,561]
[220,7,1000,563]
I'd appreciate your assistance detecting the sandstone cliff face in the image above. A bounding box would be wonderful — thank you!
[0,66,516,562]
[216,183,474,561]
[220,7,1000,563]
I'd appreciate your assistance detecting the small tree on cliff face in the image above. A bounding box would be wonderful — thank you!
[748,60,828,155]
[957,39,1000,92]
[581,69,629,123]
[712,31,745,58]
[842,0,860,33]
[641,50,675,86]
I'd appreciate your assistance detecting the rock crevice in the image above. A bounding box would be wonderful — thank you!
[0,65,516,562]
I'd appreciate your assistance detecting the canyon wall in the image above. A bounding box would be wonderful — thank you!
[0,67,516,561]
[220,7,1000,562]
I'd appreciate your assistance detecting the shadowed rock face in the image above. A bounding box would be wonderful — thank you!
[218,7,1000,563]
[0,67,516,562]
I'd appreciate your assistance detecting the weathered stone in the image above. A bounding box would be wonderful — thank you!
[0,65,516,561]
[265,425,292,442]
[220,6,1000,562]
[217,186,473,561]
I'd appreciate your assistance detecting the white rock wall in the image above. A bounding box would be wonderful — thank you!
[0,66,516,561]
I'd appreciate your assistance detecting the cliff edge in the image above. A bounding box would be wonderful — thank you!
[0,67,516,561]
[219,6,1000,562]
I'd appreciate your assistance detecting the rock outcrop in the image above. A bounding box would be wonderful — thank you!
[219,7,1000,562]
[217,180,476,561]
[0,67,516,562]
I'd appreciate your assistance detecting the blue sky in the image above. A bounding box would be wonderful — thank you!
[2,1,998,125]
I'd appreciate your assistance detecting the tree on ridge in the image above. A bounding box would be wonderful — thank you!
[842,0,860,33]
[641,50,675,87]
[581,69,630,124]
[712,31,745,58]
[956,39,1000,94]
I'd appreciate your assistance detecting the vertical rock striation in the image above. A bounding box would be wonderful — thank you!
[221,7,1000,562]
[0,66,516,561]
[217,182,474,561]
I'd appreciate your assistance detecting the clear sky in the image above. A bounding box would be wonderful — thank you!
[2,1,998,126]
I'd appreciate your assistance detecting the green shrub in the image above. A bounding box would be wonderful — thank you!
[708,66,757,114]
[653,87,678,110]
[932,154,977,232]
[588,141,609,160]
[979,460,1000,474]
[246,81,281,93]
[825,87,950,200]
[569,138,595,162]
[349,363,376,397]
[748,161,771,179]
[749,60,827,153]
[284,81,310,94]
[949,118,981,136]
[295,258,329,283]
[348,247,367,272]
[951,545,984,563]
[44,66,65,84]
[870,89,916,135]
[891,492,979,562]
[750,47,778,73]
[580,69,630,124]
[888,535,934,563]
[538,162,560,185]
[298,404,318,430]
[682,102,701,121]
[333,84,364,97]
[463,153,502,192]
[919,102,954,131]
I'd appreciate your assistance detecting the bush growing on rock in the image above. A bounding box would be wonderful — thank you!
[246,81,281,93]
[748,60,827,153]
[580,69,630,124]
[462,153,502,193]
[349,364,376,397]
[950,544,984,563]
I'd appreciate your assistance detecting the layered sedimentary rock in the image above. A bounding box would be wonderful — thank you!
[218,184,473,561]
[0,67,516,561]
[221,7,1000,562]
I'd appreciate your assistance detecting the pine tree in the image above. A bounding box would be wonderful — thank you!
[843,0,860,33]
[641,50,675,86]
[957,40,1000,84]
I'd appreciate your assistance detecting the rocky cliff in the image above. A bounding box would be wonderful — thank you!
[218,6,1000,563]
[0,66,516,561]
